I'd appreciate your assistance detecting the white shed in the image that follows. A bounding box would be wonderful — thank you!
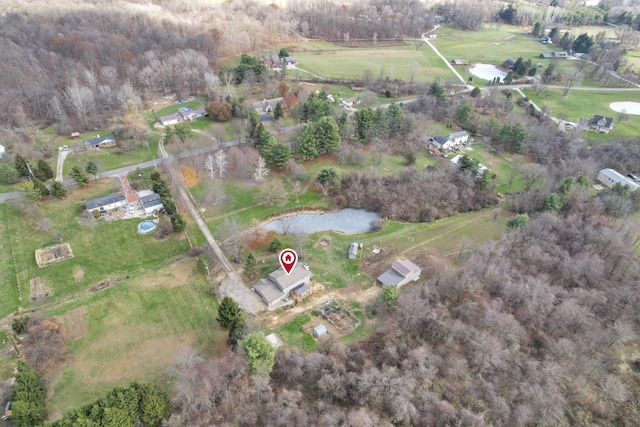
[312,324,328,338]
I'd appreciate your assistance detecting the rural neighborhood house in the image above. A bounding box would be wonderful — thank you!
[253,264,314,307]
[377,259,422,288]
[597,168,640,191]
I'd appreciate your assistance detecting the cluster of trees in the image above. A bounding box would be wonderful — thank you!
[11,360,47,427]
[294,0,434,40]
[151,171,185,232]
[500,2,608,26]
[335,165,497,222]
[50,382,171,427]
[354,103,413,142]
[247,113,291,171]
[165,208,640,426]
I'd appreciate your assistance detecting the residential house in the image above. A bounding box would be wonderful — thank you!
[284,56,296,66]
[377,259,421,288]
[348,242,359,260]
[597,169,639,191]
[253,264,314,307]
[430,130,469,151]
[503,59,515,69]
[72,135,116,152]
[539,53,555,59]
[450,59,470,65]
[588,115,614,133]
[252,97,283,113]
[540,36,551,44]
[552,51,568,58]
[159,108,207,126]
[85,193,126,213]
[71,132,80,138]
[139,192,164,215]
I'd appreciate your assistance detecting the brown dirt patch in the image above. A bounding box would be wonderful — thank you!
[132,258,196,289]
[35,243,74,267]
[73,266,84,280]
[29,277,52,302]
[61,307,88,341]
[315,236,332,250]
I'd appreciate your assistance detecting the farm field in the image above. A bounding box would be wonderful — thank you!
[45,257,222,419]
[292,41,457,82]
[522,88,640,139]
[433,24,557,67]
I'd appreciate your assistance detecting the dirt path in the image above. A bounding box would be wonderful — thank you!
[55,150,69,182]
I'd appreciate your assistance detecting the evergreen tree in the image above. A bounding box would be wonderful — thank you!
[278,48,290,59]
[545,192,563,213]
[14,153,30,177]
[217,297,243,328]
[244,252,259,281]
[70,166,89,187]
[0,163,20,184]
[12,360,47,427]
[298,124,319,160]
[239,333,276,376]
[354,107,375,142]
[170,212,186,232]
[36,159,54,180]
[136,383,172,427]
[532,22,542,37]
[32,177,49,200]
[227,316,247,348]
[381,285,400,307]
[273,101,283,119]
[269,238,283,252]
[470,87,482,98]
[454,100,474,125]
[315,116,341,154]
[458,155,480,176]
[85,160,98,179]
[507,213,529,229]
[265,141,291,171]
[427,81,446,101]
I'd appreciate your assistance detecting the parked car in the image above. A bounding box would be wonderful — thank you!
[59,145,69,151]
[628,174,640,182]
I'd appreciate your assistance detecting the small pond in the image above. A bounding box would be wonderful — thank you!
[263,208,380,235]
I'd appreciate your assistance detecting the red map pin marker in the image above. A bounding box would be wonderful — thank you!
[279,249,298,275]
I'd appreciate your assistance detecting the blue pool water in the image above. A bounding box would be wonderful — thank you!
[178,107,191,113]
[138,220,158,233]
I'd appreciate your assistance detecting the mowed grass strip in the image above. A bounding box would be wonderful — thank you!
[46,257,221,419]
[294,42,457,82]
[4,180,191,306]
[0,205,20,317]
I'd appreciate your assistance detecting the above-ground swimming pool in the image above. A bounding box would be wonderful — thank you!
[138,220,158,233]
[178,107,191,113]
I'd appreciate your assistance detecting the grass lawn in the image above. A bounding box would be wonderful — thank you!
[0,205,19,318]
[275,313,317,351]
[462,144,527,193]
[1,180,192,309]
[45,257,222,419]
[155,99,205,117]
[62,143,157,179]
[522,88,640,140]
[293,42,457,82]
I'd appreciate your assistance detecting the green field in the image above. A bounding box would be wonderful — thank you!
[45,257,221,419]
[522,88,640,139]
[292,41,457,83]
[433,24,557,67]
[462,145,527,193]
[62,142,158,178]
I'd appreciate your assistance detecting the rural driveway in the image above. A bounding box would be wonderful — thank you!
[55,149,70,182]
[159,139,264,315]
[424,38,473,90]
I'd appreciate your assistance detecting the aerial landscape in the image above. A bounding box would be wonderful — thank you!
[1,0,640,425]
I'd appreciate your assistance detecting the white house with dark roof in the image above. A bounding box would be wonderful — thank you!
[72,135,116,152]
[597,169,639,191]
[139,192,164,215]
[377,259,421,288]
[253,264,314,307]
[430,130,469,151]
[159,108,207,126]
[85,193,126,213]
[588,115,614,133]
